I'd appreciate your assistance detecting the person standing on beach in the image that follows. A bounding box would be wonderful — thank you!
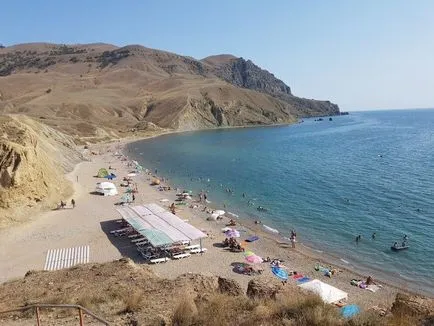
[290,230,296,248]
[71,199,75,209]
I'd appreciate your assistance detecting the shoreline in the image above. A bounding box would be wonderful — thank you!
[122,132,433,299]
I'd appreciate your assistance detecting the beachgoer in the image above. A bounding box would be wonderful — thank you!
[393,242,399,248]
[204,193,207,201]
[372,232,376,240]
[71,199,75,208]
[60,200,65,209]
[132,194,135,202]
[242,193,245,198]
[403,234,409,241]
[366,276,375,285]
[290,233,296,248]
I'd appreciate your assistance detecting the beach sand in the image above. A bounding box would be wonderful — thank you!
[0,139,418,311]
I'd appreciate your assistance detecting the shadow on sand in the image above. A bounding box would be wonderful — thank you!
[100,220,145,264]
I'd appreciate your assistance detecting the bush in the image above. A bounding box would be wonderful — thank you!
[172,298,197,326]
[121,291,143,314]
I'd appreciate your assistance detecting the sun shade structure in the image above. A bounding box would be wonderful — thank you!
[116,204,207,247]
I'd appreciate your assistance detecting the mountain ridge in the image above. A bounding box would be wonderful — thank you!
[0,42,340,140]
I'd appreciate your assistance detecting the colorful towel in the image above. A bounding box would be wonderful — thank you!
[292,274,304,280]
[297,277,311,284]
[246,236,259,242]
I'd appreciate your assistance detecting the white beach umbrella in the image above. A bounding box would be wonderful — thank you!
[214,210,225,216]
[127,173,136,177]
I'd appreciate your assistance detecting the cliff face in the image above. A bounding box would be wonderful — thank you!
[0,115,83,226]
[0,43,340,139]
[207,56,292,98]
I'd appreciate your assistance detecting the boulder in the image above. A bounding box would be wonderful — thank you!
[218,277,243,296]
[246,280,278,300]
[392,293,434,317]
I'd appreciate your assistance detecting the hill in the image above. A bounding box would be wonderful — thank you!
[0,43,339,140]
[0,258,432,325]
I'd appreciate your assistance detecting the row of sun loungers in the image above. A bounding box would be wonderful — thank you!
[110,226,207,264]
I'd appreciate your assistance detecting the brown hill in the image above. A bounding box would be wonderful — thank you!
[0,43,339,140]
[0,115,83,226]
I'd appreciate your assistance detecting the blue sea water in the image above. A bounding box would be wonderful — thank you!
[128,109,434,295]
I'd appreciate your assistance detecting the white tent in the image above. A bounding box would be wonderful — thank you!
[96,182,118,196]
[298,279,348,304]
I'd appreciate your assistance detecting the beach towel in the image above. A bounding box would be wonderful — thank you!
[341,305,360,318]
[246,236,259,242]
[292,274,304,280]
[366,285,380,292]
[297,277,311,284]
[272,267,288,280]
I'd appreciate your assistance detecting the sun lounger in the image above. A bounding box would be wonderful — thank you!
[110,227,131,234]
[184,244,200,250]
[150,257,170,264]
[190,248,207,254]
[136,240,150,246]
[173,253,191,259]
[128,234,141,239]
[131,237,146,243]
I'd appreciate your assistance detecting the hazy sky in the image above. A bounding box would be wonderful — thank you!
[2,0,434,111]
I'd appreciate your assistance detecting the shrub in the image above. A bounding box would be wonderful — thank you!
[121,291,143,314]
[172,298,197,326]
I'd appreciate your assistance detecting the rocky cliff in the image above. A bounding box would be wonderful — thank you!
[0,115,83,226]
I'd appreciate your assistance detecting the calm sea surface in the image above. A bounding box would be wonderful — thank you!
[128,109,434,295]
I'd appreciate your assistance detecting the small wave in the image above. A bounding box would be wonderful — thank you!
[263,225,279,234]
[340,258,350,264]
[227,212,239,218]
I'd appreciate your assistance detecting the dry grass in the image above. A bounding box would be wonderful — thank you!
[172,297,198,326]
[171,293,430,326]
[121,290,144,314]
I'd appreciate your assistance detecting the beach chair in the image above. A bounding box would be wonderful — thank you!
[173,253,191,259]
[150,257,170,264]
[110,227,130,234]
[131,237,146,243]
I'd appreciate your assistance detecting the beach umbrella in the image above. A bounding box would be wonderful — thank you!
[225,229,240,238]
[245,255,263,264]
[160,198,169,202]
[221,227,232,232]
[127,173,136,177]
[214,210,225,216]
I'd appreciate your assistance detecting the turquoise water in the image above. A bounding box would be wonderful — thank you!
[128,109,434,295]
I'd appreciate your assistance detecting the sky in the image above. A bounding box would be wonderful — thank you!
[2,0,434,111]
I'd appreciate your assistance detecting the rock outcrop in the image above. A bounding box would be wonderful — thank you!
[208,56,292,98]
[246,279,279,300]
[218,277,243,296]
[392,293,434,317]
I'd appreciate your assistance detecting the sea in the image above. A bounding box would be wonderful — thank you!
[127,109,434,296]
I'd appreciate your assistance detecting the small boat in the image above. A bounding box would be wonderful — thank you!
[391,245,409,251]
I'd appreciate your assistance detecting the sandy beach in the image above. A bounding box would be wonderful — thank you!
[0,139,422,312]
